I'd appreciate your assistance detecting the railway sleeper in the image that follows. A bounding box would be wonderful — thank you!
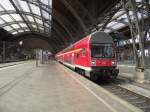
[135,102,150,107]
[108,89,124,93]
[117,94,131,98]
[126,97,143,101]
[130,100,146,104]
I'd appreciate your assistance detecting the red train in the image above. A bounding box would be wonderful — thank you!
[55,31,119,80]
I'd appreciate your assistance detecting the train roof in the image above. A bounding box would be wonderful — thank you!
[56,31,113,55]
[90,31,113,44]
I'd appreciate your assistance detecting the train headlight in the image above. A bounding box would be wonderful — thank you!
[91,60,96,66]
[112,61,116,66]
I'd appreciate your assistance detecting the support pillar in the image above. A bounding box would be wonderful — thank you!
[36,49,38,67]
[123,0,150,83]
[2,41,5,63]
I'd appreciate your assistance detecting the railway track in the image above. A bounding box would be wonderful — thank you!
[98,79,150,112]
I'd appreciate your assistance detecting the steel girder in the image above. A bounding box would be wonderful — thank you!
[26,0,40,32]
[66,0,94,30]
[22,0,74,40]
[12,31,59,53]
[59,0,88,35]
[52,23,69,44]
[12,32,51,42]
[0,4,25,32]
[0,10,73,42]
[1,21,66,48]
[0,0,74,46]
[122,0,150,70]
[71,0,94,24]
[1,21,48,29]
[0,16,19,33]
[53,10,81,40]
[10,21,66,48]
[37,0,46,33]
[143,0,150,43]
[0,10,51,28]
[9,0,33,31]
[6,21,66,50]
[20,0,73,39]
[105,27,127,40]
[52,12,73,40]
[99,1,122,30]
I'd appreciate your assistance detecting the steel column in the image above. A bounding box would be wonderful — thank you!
[2,41,5,63]
[123,0,146,70]
[123,0,138,68]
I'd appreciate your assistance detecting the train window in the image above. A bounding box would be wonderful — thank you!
[82,48,86,56]
[76,53,79,59]
[91,44,114,58]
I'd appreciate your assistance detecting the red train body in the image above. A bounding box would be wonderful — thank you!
[55,31,119,80]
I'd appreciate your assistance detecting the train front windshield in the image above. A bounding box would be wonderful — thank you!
[91,44,114,58]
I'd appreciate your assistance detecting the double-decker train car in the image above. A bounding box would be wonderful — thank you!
[55,31,119,80]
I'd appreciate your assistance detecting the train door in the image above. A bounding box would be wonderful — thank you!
[71,53,74,64]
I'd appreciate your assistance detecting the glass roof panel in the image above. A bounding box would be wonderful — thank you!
[12,31,17,34]
[41,0,48,5]
[11,24,20,29]
[136,0,142,2]
[18,30,24,33]
[0,0,52,35]
[10,27,28,33]
[4,26,13,31]
[117,14,128,23]
[0,19,5,24]
[107,21,117,27]
[104,29,111,33]
[30,4,41,16]
[1,15,13,22]
[0,6,4,11]
[147,31,150,40]
[49,15,52,20]
[32,24,37,28]
[45,23,49,28]
[27,15,34,22]
[42,10,49,20]
[19,1,30,12]
[0,0,15,10]
[10,14,23,21]
[48,0,52,6]
[35,18,43,25]
[112,10,125,19]
[39,27,44,31]
[25,29,30,31]
[106,21,125,30]
[111,23,125,29]
[45,28,49,33]
[40,30,44,33]
[19,23,27,28]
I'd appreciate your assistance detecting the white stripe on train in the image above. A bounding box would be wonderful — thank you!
[63,62,92,71]
[62,62,91,77]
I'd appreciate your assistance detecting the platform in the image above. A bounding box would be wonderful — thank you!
[118,64,150,90]
[0,61,143,112]
[0,61,26,68]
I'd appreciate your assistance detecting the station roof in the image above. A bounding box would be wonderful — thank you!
[52,0,121,51]
[0,0,149,53]
[0,0,52,39]
[0,0,120,52]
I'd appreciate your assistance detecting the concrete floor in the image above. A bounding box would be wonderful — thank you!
[0,61,24,68]
[118,64,150,90]
[0,61,142,112]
